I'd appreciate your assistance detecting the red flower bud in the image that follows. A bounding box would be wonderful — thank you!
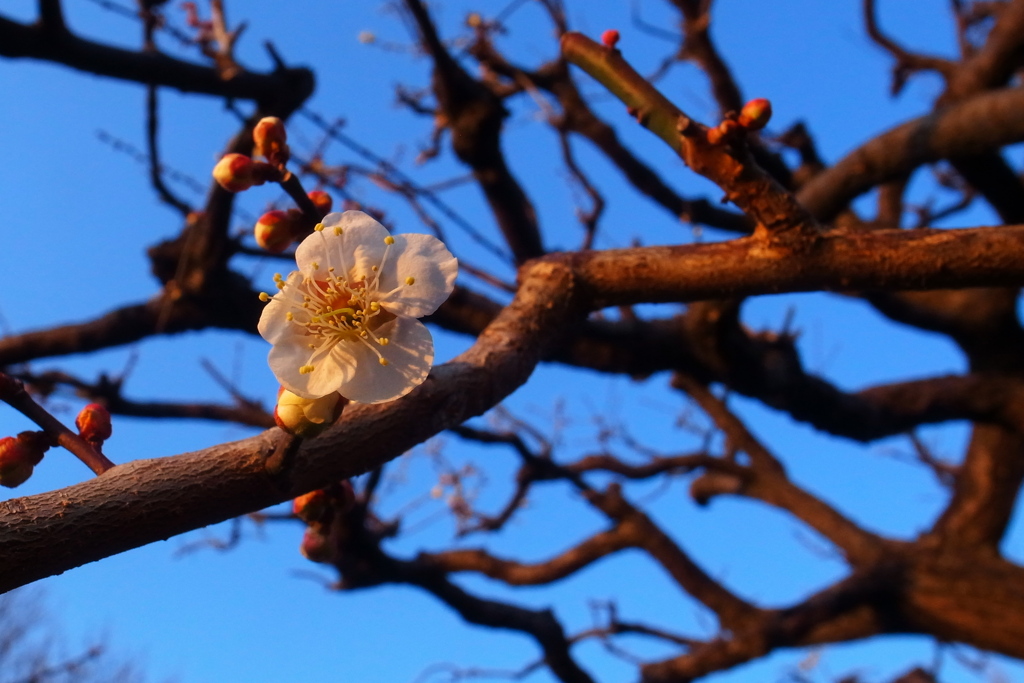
[76,403,112,446]
[738,98,772,131]
[307,190,333,217]
[253,116,289,166]
[601,29,620,49]
[300,527,334,563]
[0,432,48,488]
[254,210,299,253]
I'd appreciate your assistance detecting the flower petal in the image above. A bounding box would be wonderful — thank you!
[374,234,458,318]
[338,316,434,404]
[299,211,389,280]
[268,334,358,399]
[258,271,307,344]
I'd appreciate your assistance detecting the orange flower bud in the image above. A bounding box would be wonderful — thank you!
[738,98,772,131]
[601,29,620,49]
[293,489,330,524]
[274,390,347,437]
[307,190,333,217]
[76,403,112,446]
[254,210,299,253]
[212,153,258,192]
[253,116,289,165]
[0,432,48,489]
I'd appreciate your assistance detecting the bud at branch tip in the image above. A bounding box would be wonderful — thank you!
[738,98,772,131]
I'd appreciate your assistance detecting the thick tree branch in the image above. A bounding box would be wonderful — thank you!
[0,13,313,108]
[798,87,1024,222]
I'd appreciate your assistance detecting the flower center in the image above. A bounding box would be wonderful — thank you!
[292,272,396,375]
[305,277,381,339]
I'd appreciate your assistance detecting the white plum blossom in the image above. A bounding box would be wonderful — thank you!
[258,210,457,404]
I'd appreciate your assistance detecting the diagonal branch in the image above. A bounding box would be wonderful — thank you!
[561,32,818,242]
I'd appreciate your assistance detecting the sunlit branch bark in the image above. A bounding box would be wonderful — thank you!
[562,32,817,241]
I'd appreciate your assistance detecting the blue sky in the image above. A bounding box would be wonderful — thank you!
[1,1,1021,682]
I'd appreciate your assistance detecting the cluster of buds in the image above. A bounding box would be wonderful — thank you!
[0,431,50,488]
[253,190,334,254]
[211,113,337,254]
[706,98,773,145]
[75,403,112,451]
[211,117,295,193]
[293,481,356,564]
[274,388,347,438]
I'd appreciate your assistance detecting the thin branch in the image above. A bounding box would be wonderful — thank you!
[145,85,193,216]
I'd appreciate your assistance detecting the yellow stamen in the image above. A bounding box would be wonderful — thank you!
[286,312,294,321]
[334,226,343,236]
[314,223,325,232]
[259,292,270,302]
[405,276,416,285]
[378,337,389,346]
[299,364,315,374]
[369,302,380,311]
[378,357,389,366]
[384,236,395,245]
